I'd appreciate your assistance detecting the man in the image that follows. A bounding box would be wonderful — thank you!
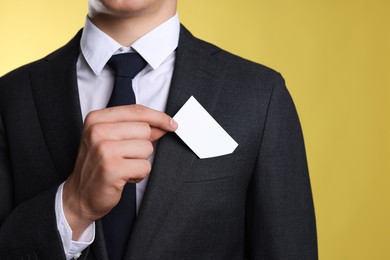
[0,0,318,259]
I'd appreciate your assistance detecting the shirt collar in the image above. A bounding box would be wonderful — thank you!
[80,13,180,75]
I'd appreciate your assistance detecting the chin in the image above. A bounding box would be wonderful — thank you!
[90,0,155,16]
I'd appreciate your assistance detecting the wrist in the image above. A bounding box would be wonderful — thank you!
[63,180,94,240]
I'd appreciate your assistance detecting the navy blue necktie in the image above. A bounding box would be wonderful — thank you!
[102,53,147,260]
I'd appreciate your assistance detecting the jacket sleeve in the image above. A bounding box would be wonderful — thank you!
[0,114,66,259]
[245,74,318,259]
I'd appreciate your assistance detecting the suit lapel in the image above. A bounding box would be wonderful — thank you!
[125,26,224,258]
[30,31,112,259]
[30,31,83,182]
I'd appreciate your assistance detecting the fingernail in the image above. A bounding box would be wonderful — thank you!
[170,118,178,130]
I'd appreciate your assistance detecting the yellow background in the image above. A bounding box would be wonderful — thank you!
[1,1,389,259]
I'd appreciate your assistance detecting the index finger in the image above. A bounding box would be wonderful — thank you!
[84,104,178,132]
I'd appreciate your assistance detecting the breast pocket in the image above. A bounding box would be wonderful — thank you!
[180,148,256,183]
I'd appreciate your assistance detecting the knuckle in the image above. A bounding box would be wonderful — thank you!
[145,141,154,156]
[135,140,153,158]
[86,124,106,144]
[140,123,152,138]
[142,160,152,174]
[98,160,114,175]
[127,160,150,182]
[85,110,99,125]
[95,140,112,158]
[134,160,151,179]
[97,153,118,175]
[130,104,145,115]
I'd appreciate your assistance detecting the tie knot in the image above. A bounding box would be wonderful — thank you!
[108,53,147,79]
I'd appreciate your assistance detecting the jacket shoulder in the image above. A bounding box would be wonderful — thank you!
[180,25,283,84]
[0,30,82,109]
[0,30,82,86]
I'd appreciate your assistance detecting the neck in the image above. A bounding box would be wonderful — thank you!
[89,5,177,46]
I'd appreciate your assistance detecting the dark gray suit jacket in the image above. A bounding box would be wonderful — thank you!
[0,26,317,259]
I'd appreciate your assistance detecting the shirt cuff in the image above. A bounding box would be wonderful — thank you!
[55,182,95,260]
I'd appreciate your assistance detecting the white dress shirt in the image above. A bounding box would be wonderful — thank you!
[55,13,180,260]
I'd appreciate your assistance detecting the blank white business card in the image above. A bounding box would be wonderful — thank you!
[173,96,238,159]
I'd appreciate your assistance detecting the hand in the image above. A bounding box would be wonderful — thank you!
[62,105,178,239]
